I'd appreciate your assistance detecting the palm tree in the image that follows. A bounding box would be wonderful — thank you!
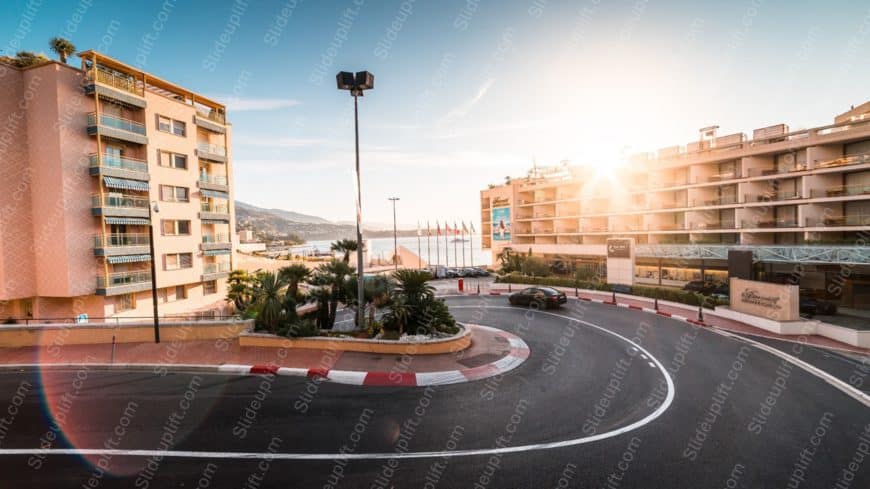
[330,239,358,263]
[278,264,310,300]
[345,274,393,326]
[253,272,287,333]
[226,269,256,311]
[392,269,435,307]
[311,259,354,329]
[383,297,412,335]
[49,37,75,64]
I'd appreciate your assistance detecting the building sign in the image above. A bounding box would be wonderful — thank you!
[492,197,510,208]
[607,239,632,258]
[491,207,511,241]
[729,278,799,321]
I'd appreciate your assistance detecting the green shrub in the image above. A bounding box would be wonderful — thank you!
[521,256,551,277]
[282,318,319,338]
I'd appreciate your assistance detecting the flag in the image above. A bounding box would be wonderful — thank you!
[417,221,421,237]
[462,221,469,234]
[454,221,460,236]
[470,222,476,233]
[444,222,451,234]
[436,222,441,235]
[426,221,431,236]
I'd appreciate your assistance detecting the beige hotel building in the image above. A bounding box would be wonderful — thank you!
[0,51,234,321]
[481,103,870,309]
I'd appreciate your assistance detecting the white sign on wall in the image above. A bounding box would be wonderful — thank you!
[606,238,635,286]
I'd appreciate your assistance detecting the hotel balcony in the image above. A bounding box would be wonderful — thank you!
[197,173,229,192]
[89,153,149,181]
[93,233,150,257]
[745,166,807,178]
[814,152,870,170]
[740,218,799,229]
[96,270,151,296]
[194,110,227,134]
[195,142,228,163]
[202,261,232,281]
[687,221,737,230]
[805,214,870,227]
[199,201,230,222]
[745,189,803,203]
[809,184,870,199]
[689,195,739,207]
[84,67,147,108]
[201,233,232,251]
[92,193,150,218]
[86,112,148,145]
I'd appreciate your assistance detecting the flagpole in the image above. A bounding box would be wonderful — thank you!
[461,223,466,269]
[443,221,449,269]
[436,224,440,267]
[470,227,474,268]
[417,222,422,269]
[427,221,432,268]
[453,222,458,269]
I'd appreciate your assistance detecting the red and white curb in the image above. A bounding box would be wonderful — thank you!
[216,325,530,387]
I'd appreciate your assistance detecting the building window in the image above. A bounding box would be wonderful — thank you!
[203,280,217,295]
[162,219,191,236]
[175,285,187,300]
[116,294,135,312]
[159,151,188,169]
[160,185,189,202]
[158,288,169,303]
[157,115,186,137]
[164,253,193,271]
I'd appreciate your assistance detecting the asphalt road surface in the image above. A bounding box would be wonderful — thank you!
[0,295,867,488]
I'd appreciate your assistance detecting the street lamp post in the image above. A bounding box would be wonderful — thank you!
[147,201,160,343]
[337,70,374,330]
[388,197,399,270]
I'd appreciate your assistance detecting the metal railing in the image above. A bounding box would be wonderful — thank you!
[691,195,739,206]
[92,193,150,209]
[741,219,798,229]
[199,173,228,185]
[88,67,142,96]
[96,270,151,288]
[87,112,146,135]
[89,153,148,173]
[94,233,150,248]
[805,214,870,227]
[203,262,232,274]
[196,108,226,124]
[810,184,870,198]
[815,152,870,169]
[201,202,230,214]
[202,233,230,243]
[747,190,802,202]
[197,142,227,157]
[688,221,736,230]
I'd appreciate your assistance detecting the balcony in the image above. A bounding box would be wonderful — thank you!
[94,233,150,256]
[197,173,229,192]
[199,201,230,222]
[809,184,870,199]
[690,195,739,207]
[92,193,150,218]
[201,233,232,251]
[84,68,147,108]
[87,113,148,145]
[815,152,870,170]
[747,190,802,202]
[688,221,736,230]
[805,214,870,227]
[196,142,227,163]
[96,270,152,296]
[89,153,149,181]
[741,219,799,229]
[745,166,807,178]
[202,261,232,280]
[194,112,227,134]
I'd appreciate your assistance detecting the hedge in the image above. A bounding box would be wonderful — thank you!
[494,273,726,309]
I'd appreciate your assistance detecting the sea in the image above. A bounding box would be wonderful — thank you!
[289,235,492,267]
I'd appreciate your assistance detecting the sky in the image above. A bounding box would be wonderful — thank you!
[2,0,870,229]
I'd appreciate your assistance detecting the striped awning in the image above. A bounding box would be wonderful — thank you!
[105,217,150,225]
[203,249,231,256]
[106,254,151,264]
[200,189,229,199]
[103,176,150,191]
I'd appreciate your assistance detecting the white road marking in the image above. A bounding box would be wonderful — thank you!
[0,307,674,461]
[712,328,870,407]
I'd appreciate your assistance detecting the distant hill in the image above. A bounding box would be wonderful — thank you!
[235,200,417,243]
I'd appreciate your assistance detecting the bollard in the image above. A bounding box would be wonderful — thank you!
[698,305,704,322]
[654,296,659,311]
[110,335,116,364]
[612,291,616,304]
[575,286,578,298]
[477,283,481,295]
[508,283,512,292]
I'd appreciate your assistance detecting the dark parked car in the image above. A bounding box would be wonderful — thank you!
[799,297,838,317]
[508,287,567,309]
[683,281,716,294]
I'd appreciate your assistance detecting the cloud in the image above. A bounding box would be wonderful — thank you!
[217,96,301,112]
[235,158,343,173]
[234,135,326,148]
[438,78,495,125]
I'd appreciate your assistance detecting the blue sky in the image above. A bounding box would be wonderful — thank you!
[3,0,870,228]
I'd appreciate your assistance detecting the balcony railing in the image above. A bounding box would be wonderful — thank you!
[201,202,230,214]
[94,233,150,248]
[87,113,146,135]
[89,153,148,173]
[88,68,141,96]
[96,270,151,289]
[689,221,736,230]
[203,262,232,275]
[196,108,226,125]
[741,219,798,229]
[747,190,802,202]
[199,174,228,186]
[691,195,739,206]
[197,142,227,157]
[810,184,870,198]
[815,152,870,169]
[202,233,230,243]
[805,214,870,227]
[92,193,150,209]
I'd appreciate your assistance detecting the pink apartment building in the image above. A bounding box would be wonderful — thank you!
[0,51,235,321]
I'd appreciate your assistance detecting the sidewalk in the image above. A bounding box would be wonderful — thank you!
[0,324,527,386]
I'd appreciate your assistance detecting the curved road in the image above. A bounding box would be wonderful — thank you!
[0,295,867,488]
